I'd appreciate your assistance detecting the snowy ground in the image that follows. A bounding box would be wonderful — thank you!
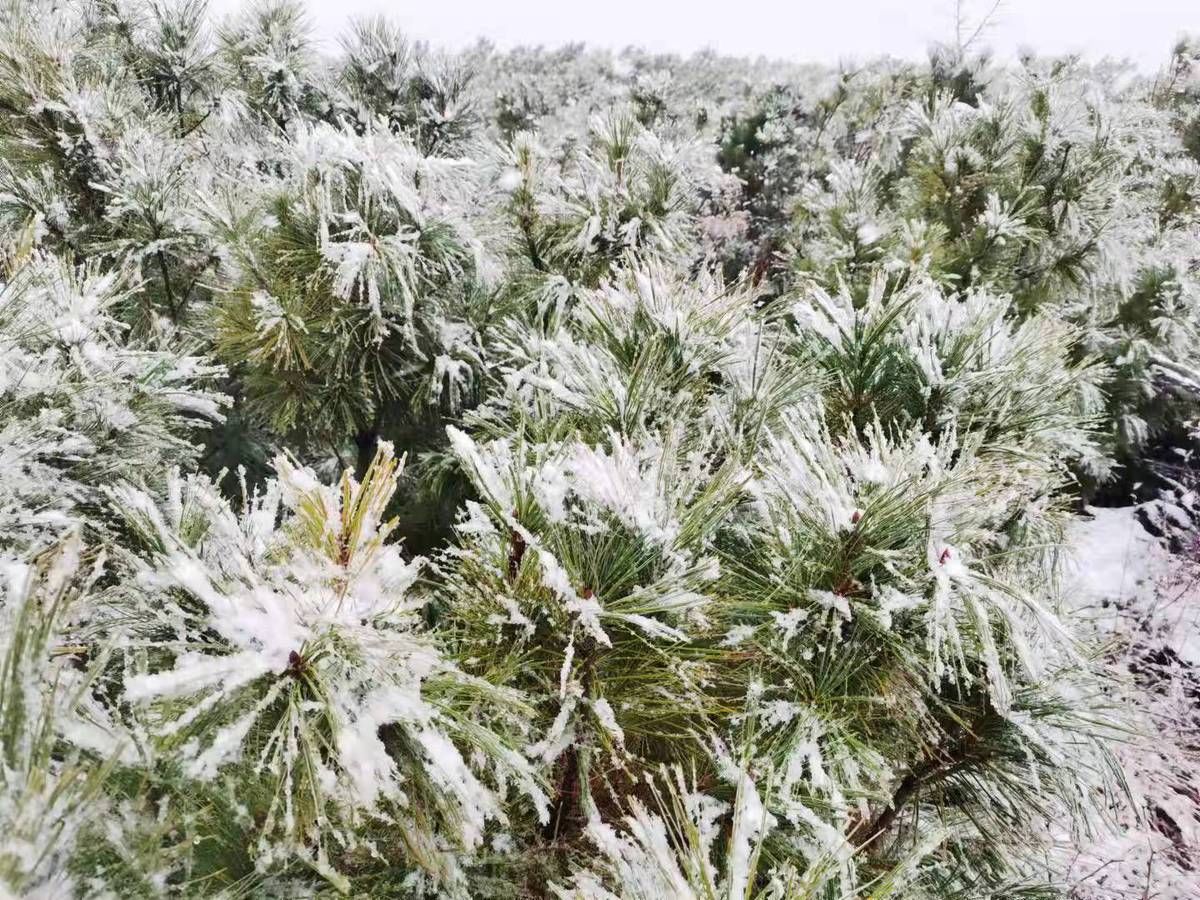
[1060,500,1200,898]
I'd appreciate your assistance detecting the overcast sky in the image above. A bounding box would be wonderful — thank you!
[208,1,1198,71]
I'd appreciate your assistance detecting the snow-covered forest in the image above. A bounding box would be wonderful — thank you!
[1,0,1199,896]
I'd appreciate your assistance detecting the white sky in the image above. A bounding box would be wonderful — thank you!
[209,0,1199,71]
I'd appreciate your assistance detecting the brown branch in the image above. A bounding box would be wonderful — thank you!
[850,716,989,849]
[507,520,527,581]
[156,248,177,319]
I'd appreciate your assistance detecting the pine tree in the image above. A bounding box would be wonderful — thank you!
[0,2,1196,897]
